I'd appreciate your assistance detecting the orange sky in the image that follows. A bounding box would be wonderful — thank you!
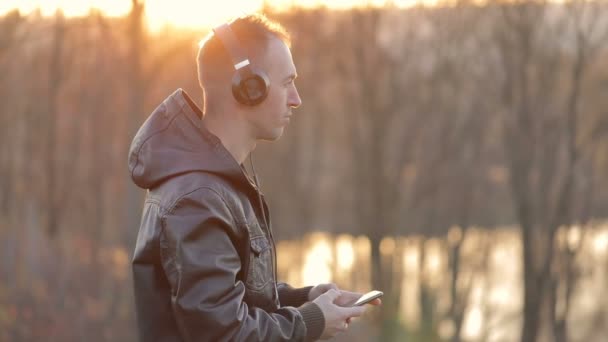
[0,0,428,31]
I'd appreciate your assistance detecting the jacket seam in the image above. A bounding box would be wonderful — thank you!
[164,186,238,227]
[130,103,182,181]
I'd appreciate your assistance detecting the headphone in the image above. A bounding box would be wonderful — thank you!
[212,23,270,106]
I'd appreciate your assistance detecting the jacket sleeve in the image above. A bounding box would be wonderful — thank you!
[159,187,324,342]
[277,283,313,308]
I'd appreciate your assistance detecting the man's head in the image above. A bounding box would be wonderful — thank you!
[197,14,301,141]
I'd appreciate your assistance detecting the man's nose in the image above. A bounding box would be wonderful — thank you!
[288,86,302,109]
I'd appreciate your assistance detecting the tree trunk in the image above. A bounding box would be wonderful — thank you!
[125,0,146,245]
[449,238,464,342]
[46,13,66,236]
[521,226,541,342]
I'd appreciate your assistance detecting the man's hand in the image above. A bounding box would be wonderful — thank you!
[308,283,338,302]
[312,289,366,340]
[334,290,382,324]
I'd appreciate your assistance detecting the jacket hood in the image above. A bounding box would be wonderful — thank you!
[128,88,249,190]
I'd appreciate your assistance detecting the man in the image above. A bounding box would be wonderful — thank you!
[128,14,378,341]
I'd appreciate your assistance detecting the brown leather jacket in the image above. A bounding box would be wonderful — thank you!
[128,89,324,341]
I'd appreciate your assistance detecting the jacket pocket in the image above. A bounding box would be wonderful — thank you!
[246,235,273,291]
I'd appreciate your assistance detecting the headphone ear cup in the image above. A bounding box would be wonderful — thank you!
[243,78,264,99]
[232,67,270,106]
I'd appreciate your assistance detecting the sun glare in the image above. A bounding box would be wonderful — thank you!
[1,0,441,31]
[0,0,131,17]
[144,0,263,31]
[335,235,355,272]
[302,234,333,285]
[0,0,265,31]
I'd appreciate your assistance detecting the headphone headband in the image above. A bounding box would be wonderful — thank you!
[212,24,250,71]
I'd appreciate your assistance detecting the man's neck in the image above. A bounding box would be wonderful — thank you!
[202,112,256,165]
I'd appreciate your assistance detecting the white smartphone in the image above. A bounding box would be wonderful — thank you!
[352,290,383,307]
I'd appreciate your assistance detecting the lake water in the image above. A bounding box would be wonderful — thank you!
[276,223,608,341]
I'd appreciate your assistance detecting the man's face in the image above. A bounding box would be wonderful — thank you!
[245,38,301,141]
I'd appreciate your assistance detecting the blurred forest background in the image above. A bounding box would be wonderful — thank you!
[1,0,608,341]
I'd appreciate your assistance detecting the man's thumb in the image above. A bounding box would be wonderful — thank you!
[326,283,339,291]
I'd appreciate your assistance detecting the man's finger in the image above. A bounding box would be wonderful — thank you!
[340,290,361,298]
[369,298,382,306]
[340,305,366,319]
[338,290,362,306]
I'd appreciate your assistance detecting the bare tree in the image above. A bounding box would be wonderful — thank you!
[489,1,608,340]
[125,0,147,246]
[0,10,23,218]
[339,7,418,337]
[44,12,67,236]
[550,2,608,341]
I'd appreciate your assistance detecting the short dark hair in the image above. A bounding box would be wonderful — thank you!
[197,14,291,89]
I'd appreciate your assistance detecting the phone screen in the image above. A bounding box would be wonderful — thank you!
[352,290,383,306]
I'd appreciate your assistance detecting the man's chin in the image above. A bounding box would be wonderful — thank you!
[258,129,284,142]
[260,135,282,142]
